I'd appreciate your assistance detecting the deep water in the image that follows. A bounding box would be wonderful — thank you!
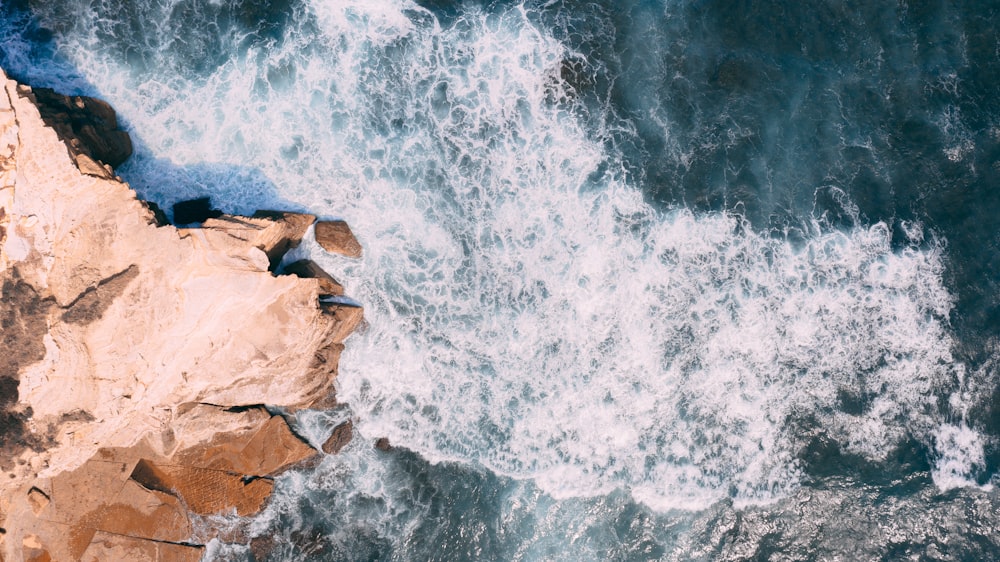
[3,0,1000,559]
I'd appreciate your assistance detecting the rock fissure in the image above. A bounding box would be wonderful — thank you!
[59,264,139,325]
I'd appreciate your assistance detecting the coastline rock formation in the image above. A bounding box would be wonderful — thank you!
[0,68,362,560]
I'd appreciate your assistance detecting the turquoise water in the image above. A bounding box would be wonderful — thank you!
[4,0,1000,559]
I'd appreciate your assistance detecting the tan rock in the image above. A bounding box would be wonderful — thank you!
[172,414,317,476]
[284,259,345,296]
[160,403,272,458]
[0,67,362,562]
[80,531,202,562]
[201,210,316,270]
[323,303,365,344]
[283,343,344,414]
[21,546,48,562]
[73,153,114,179]
[0,66,348,480]
[130,459,274,517]
[24,489,47,516]
[315,220,363,258]
[43,460,133,527]
[81,479,193,543]
[0,411,318,560]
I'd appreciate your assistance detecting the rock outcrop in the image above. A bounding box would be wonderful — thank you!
[315,220,363,258]
[25,85,133,178]
[0,69,360,560]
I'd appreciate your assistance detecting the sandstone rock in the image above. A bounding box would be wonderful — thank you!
[323,303,365,344]
[172,414,318,476]
[82,479,193,543]
[161,403,272,458]
[285,343,344,413]
[375,438,393,452]
[299,387,339,412]
[0,412,317,560]
[23,86,133,171]
[0,67,361,562]
[0,273,50,470]
[73,153,114,179]
[322,420,353,455]
[19,535,48,562]
[80,532,202,562]
[315,220,363,258]
[130,460,274,517]
[284,259,345,296]
[43,459,134,528]
[201,211,316,271]
[142,201,169,227]
[0,65,352,461]
[24,489,46,516]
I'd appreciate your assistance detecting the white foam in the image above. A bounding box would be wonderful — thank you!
[14,0,973,509]
[932,423,990,491]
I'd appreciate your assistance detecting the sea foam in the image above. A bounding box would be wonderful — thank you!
[1,0,984,510]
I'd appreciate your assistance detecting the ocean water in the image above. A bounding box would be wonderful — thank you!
[3,0,1000,559]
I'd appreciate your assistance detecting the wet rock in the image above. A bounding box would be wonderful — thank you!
[315,220,362,258]
[322,420,353,455]
[248,533,277,562]
[375,438,392,452]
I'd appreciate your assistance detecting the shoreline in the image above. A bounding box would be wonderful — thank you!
[0,67,361,561]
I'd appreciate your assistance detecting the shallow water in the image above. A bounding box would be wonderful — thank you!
[3,0,1000,559]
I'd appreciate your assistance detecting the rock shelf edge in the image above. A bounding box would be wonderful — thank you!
[0,67,362,561]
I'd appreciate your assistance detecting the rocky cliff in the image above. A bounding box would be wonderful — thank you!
[0,68,361,560]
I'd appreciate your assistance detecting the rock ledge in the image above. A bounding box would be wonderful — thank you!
[0,69,360,560]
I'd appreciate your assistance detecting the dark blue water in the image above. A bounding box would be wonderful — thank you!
[4,0,1000,559]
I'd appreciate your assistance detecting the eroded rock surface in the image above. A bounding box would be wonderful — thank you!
[0,69,360,560]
